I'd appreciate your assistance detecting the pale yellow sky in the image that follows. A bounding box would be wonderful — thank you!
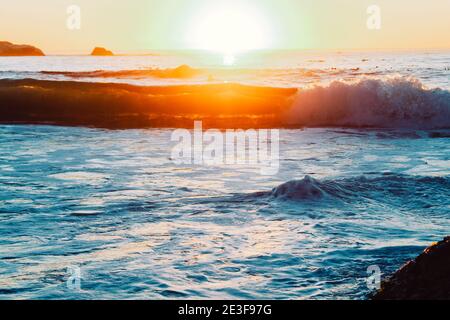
[1,0,449,53]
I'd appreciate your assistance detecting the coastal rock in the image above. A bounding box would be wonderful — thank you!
[0,41,44,56]
[373,236,450,300]
[91,47,114,56]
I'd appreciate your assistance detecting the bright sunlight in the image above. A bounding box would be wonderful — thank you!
[186,1,274,62]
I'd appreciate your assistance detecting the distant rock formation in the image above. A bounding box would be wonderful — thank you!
[0,41,44,56]
[373,237,450,300]
[91,47,113,56]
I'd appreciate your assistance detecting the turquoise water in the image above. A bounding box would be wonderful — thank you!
[0,125,448,299]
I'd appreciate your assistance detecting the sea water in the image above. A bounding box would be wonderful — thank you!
[0,50,449,299]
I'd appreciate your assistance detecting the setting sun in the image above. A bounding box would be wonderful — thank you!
[185,2,273,55]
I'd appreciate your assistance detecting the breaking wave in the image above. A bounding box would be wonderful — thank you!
[287,77,450,129]
[0,77,448,129]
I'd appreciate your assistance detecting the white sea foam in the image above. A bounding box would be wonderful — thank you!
[286,77,450,129]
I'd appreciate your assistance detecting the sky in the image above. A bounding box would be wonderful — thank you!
[1,0,449,54]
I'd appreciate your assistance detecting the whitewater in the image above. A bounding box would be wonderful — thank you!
[0,50,449,299]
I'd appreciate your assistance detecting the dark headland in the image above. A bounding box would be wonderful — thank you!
[373,236,450,300]
[0,41,45,56]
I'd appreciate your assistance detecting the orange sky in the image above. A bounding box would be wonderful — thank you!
[1,0,449,54]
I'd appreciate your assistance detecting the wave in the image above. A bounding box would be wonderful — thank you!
[41,65,204,79]
[287,77,450,129]
[39,65,354,81]
[0,78,296,128]
[248,175,355,201]
[248,174,450,205]
[0,77,448,129]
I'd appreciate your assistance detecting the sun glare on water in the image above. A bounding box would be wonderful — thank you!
[186,2,274,65]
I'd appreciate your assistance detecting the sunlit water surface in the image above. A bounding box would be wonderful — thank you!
[0,126,449,299]
[1,50,449,89]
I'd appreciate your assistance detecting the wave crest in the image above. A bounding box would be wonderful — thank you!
[270,176,327,200]
[252,174,450,204]
[287,77,450,129]
[41,65,202,79]
[0,77,448,129]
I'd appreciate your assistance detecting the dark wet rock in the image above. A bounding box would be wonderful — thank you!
[91,47,113,56]
[0,41,45,56]
[373,237,450,300]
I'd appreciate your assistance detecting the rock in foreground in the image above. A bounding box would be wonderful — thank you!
[373,237,450,300]
[0,41,45,56]
[91,47,113,56]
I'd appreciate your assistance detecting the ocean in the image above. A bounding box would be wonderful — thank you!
[0,50,449,299]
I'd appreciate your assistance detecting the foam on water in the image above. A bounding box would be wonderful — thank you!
[0,126,448,299]
[250,174,450,211]
[287,78,450,129]
[270,176,327,200]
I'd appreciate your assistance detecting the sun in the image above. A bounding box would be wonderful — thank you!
[186,2,273,58]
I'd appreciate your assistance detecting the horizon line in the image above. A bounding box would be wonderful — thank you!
[18,47,450,56]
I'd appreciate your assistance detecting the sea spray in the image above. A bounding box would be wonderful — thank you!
[286,77,450,129]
